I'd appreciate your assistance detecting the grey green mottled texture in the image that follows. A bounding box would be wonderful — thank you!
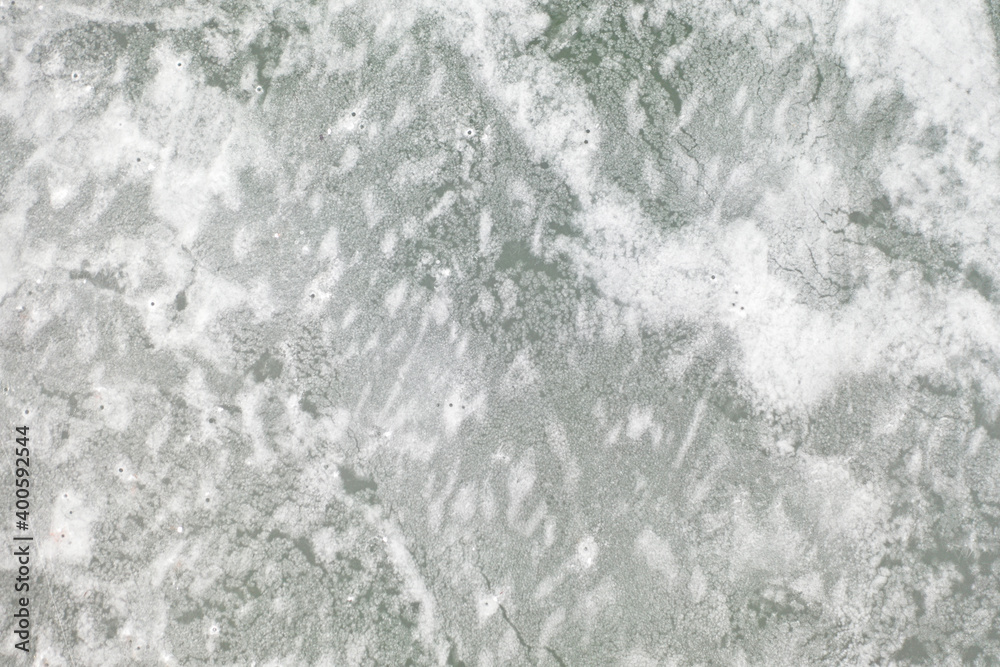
[2,0,1000,665]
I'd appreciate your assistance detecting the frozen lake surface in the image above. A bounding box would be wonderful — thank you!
[2,0,1000,664]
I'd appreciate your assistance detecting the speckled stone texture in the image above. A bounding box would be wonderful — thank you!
[2,0,1000,665]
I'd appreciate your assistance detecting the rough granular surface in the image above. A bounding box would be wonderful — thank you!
[2,1,1000,665]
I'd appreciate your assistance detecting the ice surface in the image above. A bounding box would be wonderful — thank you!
[2,0,1000,664]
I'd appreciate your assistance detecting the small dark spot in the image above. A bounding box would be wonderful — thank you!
[119,468,123,472]
[584,140,588,144]
[136,157,141,162]
[711,275,716,279]
[351,112,356,117]
[359,123,364,128]
[467,130,472,135]
[449,403,453,407]
[176,62,182,67]
[174,290,187,311]
[310,293,315,298]
[100,405,104,410]
[732,303,736,307]
[585,129,590,133]
[150,301,155,306]
[206,497,210,502]
[208,417,216,424]
[24,409,28,415]
[740,307,744,310]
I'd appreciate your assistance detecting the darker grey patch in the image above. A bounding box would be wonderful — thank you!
[176,606,204,624]
[248,22,289,97]
[338,465,377,497]
[69,262,125,292]
[964,264,995,301]
[838,198,964,289]
[41,386,80,412]
[298,394,319,418]
[921,538,976,597]
[547,217,581,238]
[893,636,930,664]
[962,645,984,664]
[293,537,319,567]
[985,0,1000,79]
[250,351,283,383]
[746,589,810,630]
[918,124,948,152]
[714,391,752,423]
[173,290,187,311]
[199,19,293,100]
[871,195,892,213]
[0,116,32,186]
[446,644,467,667]
[972,394,1000,441]
[494,240,567,280]
[200,20,240,93]
[649,59,683,117]
[103,613,121,639]
[544,647,569,667]
[915,375,959,398]
[848,211,875,228]
[911,589,926,618]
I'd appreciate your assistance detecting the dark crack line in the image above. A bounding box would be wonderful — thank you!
[497,603,534,656]
[771,256,840,300]
[544,646,569,667]
[805,244,850,293]
[475,564,566,666]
